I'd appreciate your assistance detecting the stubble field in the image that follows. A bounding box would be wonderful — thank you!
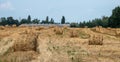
[0,26,120,62]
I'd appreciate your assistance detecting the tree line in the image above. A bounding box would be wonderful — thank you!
[0,6,120,28]
[70,16,109,28]
[0,15,66,26]
[70,6,120,28]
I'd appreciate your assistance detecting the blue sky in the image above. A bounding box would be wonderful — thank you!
[0,0,120,22]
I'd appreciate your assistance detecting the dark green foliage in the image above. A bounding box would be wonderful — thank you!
[50,18,54,24]
[70,6,120,28]
[61,16,65,24]
[41,20,46,24]
[20,19,28,24]
[7,17,19,26]
[0,17,7,26]
[108,6,120,28]
[41,17,54,24]
[71,16,109,28]
[32,19,40,24]
[20,15,32,24]
[70,23,79,27]
[0,17,20,26]
[27,15,31,24]
[45,16,49,23]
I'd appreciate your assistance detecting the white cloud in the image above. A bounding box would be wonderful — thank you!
[0,1,15,10]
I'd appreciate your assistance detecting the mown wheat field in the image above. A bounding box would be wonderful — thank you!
[0,26,120,62]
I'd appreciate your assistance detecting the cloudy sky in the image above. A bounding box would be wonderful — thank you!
[0,0,120,22]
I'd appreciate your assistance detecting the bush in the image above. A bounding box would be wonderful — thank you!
[70,23,79,27]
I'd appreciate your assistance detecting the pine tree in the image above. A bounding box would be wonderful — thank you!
[61,16,65,24]
[50,18,54,24]
[45,16,49,24]
[27,15,31,24]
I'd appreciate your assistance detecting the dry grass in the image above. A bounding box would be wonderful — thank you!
[49,25,56,28]
[0,51,38,62]
[12,24,17,27]
[0,26,5,30]
[35,26,45,31]
[70,30,79,38]
[91,26,117,36]
[12,33,38,52]
[107,27,112,30]
[115,29,120,37]
[94,26,103,33]
[63,26,69,30]
[92,26,107,34]
[88,35,103,45]
[54,27,64,35]
[0,26,120,62]
[5,25,10,28]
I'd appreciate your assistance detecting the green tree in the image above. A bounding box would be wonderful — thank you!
[32,19,40,24]
[41,20,45,24]
[79,16,109,28]
[27,15,31,24]
[20,19,28,24]
[0,17,19,26]
[13,19,19,26]
[45,16,49,24]
[50,18,54,24]
[108,6,120,28]
[101,16,109,27]
[7,17,14,25]
[7,17,19,26]
[0,17,7,26]
[70,23,79,27]
[61,16,65,24]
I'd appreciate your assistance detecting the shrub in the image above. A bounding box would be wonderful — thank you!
[70,23,79,27]
[88,35,103,45]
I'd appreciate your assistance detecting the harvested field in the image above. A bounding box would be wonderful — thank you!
[0,26,120,62]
